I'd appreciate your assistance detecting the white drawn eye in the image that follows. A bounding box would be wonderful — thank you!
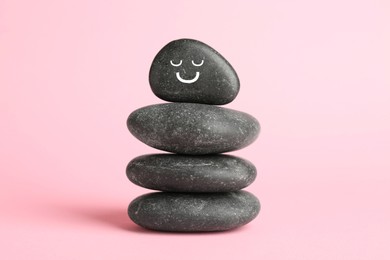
[170,60,182,67]
[191,60,204,67]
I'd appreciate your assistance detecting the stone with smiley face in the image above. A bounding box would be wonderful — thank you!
[149,39,240,105]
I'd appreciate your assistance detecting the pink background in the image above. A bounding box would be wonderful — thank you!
[1,0,389,259]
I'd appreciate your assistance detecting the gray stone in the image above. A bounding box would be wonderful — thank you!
[126,154,257,192]
[127,103,260,155]
[149,39,240,105]
[128,191,260,232]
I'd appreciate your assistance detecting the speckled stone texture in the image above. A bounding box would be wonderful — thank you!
[128,191,260,232]
[149,39,240,105]
[127,103,260,155]
[126,154,257,192]
[126,38,261,232]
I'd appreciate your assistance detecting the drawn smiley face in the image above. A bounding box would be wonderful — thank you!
[169,59,204,84]
[149,39,240,105]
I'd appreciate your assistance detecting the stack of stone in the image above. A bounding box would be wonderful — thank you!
[126,39,261,232]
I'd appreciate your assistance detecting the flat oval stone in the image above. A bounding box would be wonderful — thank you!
[149,39,240,105]
[127,154,257,192]
[128,191,260,232]
[127,103,260,155]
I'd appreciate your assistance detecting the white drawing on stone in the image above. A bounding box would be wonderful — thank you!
[176,71,200,84]
[170,60,182,67]
[170,59,204,84]
[191,60,204,67]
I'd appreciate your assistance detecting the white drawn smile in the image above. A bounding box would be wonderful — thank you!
[175,71,200,84]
